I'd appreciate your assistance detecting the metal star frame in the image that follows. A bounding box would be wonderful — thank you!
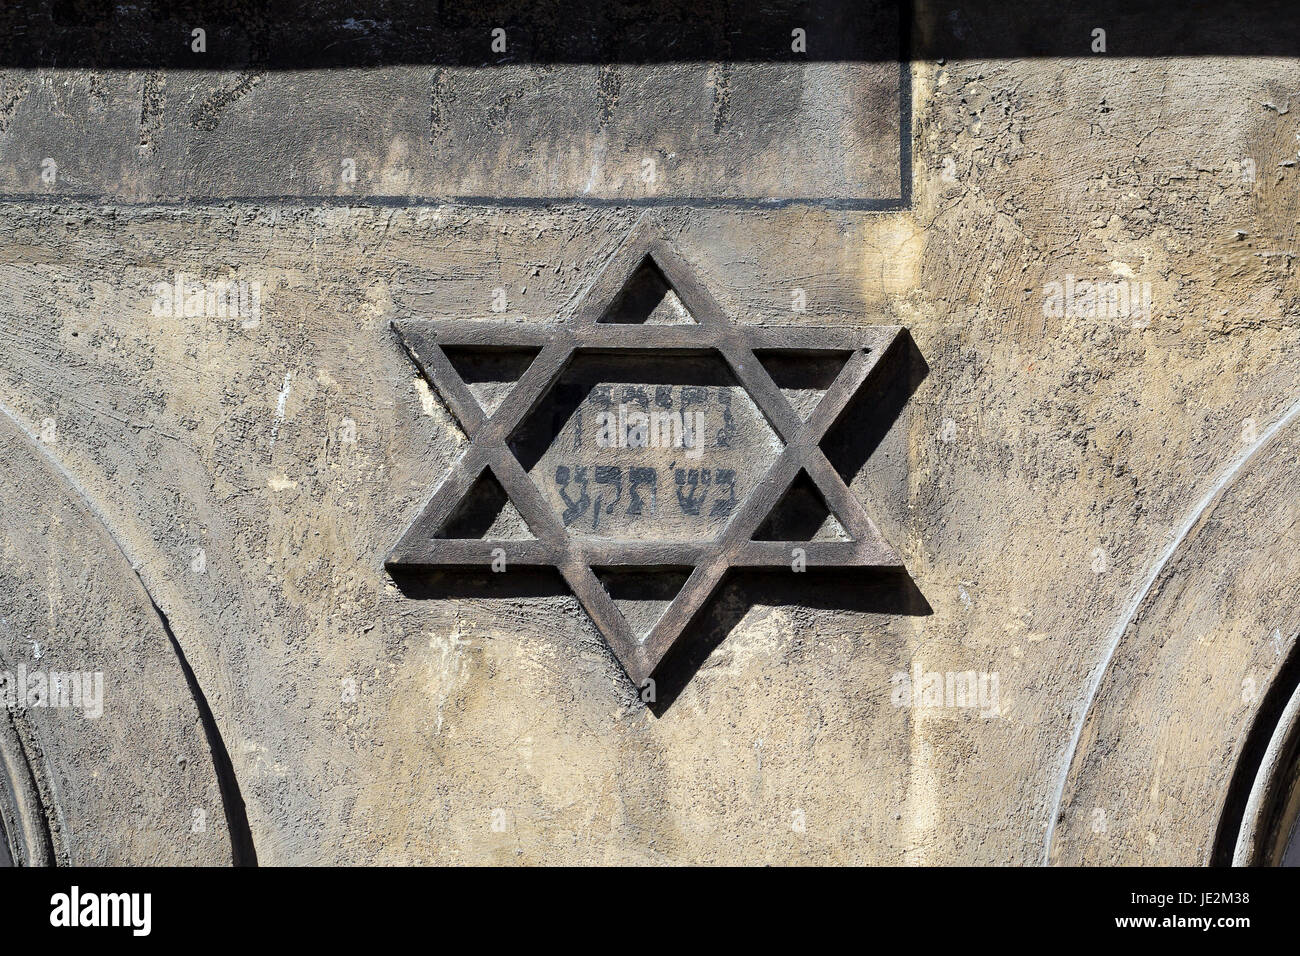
[387,225,910,689]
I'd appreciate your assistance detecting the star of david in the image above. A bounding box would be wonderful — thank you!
[387,224,912,692]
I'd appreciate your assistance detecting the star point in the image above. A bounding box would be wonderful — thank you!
[388,229,912,697]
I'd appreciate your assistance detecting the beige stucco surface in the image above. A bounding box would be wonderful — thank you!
[3,43,1299,864]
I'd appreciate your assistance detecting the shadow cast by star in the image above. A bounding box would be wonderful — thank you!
[387,565,931,716]
[386,323,931,714]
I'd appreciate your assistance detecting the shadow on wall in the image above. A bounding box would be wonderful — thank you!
[0,0,899,67]
[389,566,930,715]
[390,330,931,715]
[1213,634,1300,866]
[0,0,1297,67]
[0,806,11,866]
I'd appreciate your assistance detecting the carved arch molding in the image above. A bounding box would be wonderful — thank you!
[1048,399,1300,865]
[7,323,1300,865]
[0,409,247,865]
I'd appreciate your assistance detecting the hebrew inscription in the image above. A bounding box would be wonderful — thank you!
[387,226,912,692]
[524,363,782,540]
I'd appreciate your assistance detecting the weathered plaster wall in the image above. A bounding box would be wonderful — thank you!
[2,20,1300,864]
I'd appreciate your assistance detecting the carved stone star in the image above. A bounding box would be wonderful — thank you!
[388,224,910,691]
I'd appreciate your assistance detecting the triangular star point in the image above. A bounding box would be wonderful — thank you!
[388,229,913,700]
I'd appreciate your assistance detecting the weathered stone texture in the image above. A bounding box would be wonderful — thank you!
[3,25,1300,864]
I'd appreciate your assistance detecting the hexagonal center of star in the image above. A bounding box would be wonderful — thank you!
[509,351,783,540]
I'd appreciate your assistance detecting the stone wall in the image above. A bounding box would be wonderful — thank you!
[1,1,1298,865]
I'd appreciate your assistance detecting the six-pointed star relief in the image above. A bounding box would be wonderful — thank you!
[387,225,911,690]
